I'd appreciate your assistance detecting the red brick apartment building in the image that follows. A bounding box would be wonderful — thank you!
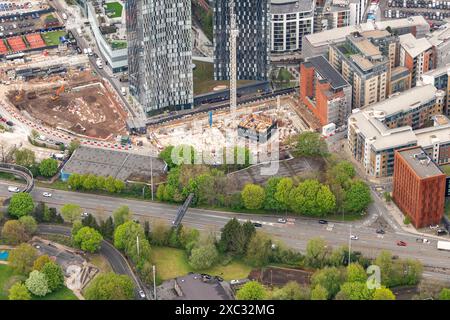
[392,146,446,228]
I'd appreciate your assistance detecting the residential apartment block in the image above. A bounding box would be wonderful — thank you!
[126,0,193,113]
[419,64,450,115]
[388,66,412,96]
[313,0,364,33]
[270,0,314,53]
[426,22,450,68]
[300,55,352,126]
[399,33,433,87]
[393,146,446,228]
[347,85,447,177]
[213,0,270,81]
[329,32,389,109]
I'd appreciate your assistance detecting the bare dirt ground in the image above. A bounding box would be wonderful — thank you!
[6,71,127,140]
[249,266,312,287]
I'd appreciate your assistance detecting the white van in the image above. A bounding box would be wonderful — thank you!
[96,58,103,69]
[121,87,127,96]
[83,48,88,55]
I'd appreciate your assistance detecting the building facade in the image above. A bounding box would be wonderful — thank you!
[213,0,270,80]
[393,146,446,228]
[300,55,352,126]
[126,0,193,114]
[270,0,314,53]
[399,33,433,87]
[419,64,450,115]
[427,23,450,68]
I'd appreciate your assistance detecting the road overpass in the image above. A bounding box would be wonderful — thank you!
[0,163,34,193]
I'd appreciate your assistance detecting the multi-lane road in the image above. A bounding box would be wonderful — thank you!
[2,180,450,281]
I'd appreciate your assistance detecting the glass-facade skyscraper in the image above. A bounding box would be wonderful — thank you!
[213,0,271,81]
[126,0,193,114]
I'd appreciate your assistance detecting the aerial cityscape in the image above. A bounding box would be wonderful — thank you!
[0,0,449,306]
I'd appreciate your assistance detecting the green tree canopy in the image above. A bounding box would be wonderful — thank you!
[14,148,36,167]
[327,161,355,188]
[336,282,373,300]
[346,263,367,283]
[263,177,283,211]
[343,180,372,214]
[25,270,50,297]
[8,193,35,218]
[33,255,52,271]
[73,227,103,253]
[60,204,82,223]
[294,132,328,157]
[188,244,219,270]
[18,216,37,236]
[9,243,38,275]
[272,281,310,300]
[305,238,331,269]
[84,272,134,300]
[245,232,272,267]
[41,261,64,292]
[1,220,28,244]
[311,267,345,299]
[241,184,265,210]
[274,177,293,211]
[218,218,254,257]
[310,284,328,300]
[68,139,81,156]
[288,179,335,216]
[373,287,396,300]
[39,158,59,177]
[8,282,31,300]
[440,288,450,300]
[236,281,267,300]
[113,205,132,227]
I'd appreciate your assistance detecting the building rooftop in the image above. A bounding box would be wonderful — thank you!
[375,16,428,31]
[351,36,382,58]
[360,29,391,40]
[415,121,450,148]
[306,55,349,90]
[426,23,450,47]
[238,113,275,133]
[61,146,167,181]
[271,0,313,13]
[174,274,232,300]
[350,54,374,72]
[397,147,444,178]
[390,66,410,81]
[399,33,432,58]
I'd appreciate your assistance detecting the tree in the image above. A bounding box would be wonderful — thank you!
[294,132,328,157]
[337,282,373,300]
[68,139,81,156]
[375,251,396,287]
[60,204,82,223]
[218,218,254,257]
[1,220,28,244]
[274,177,293,211]
[156,184,165,201]
[82,174,98,190]
[263,177,283,211]
[104,176,117,193]
[19,215,37,236]
[346,263,367,283]
[241,184,265,210]
[272,281,310,300]
[288,179,335,216]
[245,232,272,267]
[99,216,115,240]
[25,270,50,297]
[113,205,132,227]
[236,281,267,300]
[305,238,331,269]
[113,221,151,270]
[73,227,103,253]
[159,145,176,169]
[311,267,345,299]
[33,255,52,271]
[14,148,36,167]
[310,284,328,300]
[82,213,99,230]
[8,243,38,275]
[188,244,219,270]
[373,287,396,300]
[114,179,125,193]
[39,158,59,177]
[8,282,31,300]
[84,272,134,300]
[343,180,372,214]
[439,288,450,300]
[71,220,83,238]
[68,173,83,190]
[149,220,170,246]
[8,193,35,218]
[327,161,355,188]
[41,261,64,292]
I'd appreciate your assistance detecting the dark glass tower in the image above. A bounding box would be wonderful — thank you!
[213,0,271,81]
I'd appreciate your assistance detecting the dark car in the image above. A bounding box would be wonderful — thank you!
[6,120,13,126]
[437,229,448,236]
[214,276,224,282]
[253,222,263,228]
[376,229,385,234]
[201,274,212,280]
[397,240,407,247]
[318,219,328,225]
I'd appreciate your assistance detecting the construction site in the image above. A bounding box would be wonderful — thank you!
[5,68,127,140]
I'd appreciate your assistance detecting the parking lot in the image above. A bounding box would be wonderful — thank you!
[0,11,61,39]
[0,0,50,17]
[381,0,450,23]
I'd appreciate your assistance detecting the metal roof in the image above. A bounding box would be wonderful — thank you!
[306,55,349,90]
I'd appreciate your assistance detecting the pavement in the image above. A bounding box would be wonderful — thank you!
[3,180,450,281]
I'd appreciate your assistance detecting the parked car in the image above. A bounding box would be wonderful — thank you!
[252,222,263,228]
[42,192,52,197]
[350,235,359,240]
[214,276,224,282]
[7,186,20,193]
[230,280,240,285]
[318,219,328,225]
[376,229,385,234]
[277,218,287,224]
[437,229,448,236]
[397,240,407,247]
[430,224,440,230]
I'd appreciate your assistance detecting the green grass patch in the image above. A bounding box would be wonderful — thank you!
[151,247,252,281]
[33,286,78,300]
[193,60,255,95]
[42,31,67,46]
[105,2,123,18]
[440,164,450,176]
[111,40,127,49]
[0,264,15,300]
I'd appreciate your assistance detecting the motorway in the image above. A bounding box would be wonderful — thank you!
[2,180,450,281]
[36,224,151,300]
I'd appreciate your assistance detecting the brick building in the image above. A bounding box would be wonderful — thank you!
[392,146,446,228]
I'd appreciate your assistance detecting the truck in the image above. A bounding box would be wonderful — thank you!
[437,241,450,251]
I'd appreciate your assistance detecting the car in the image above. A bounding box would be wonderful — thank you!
[253,222,263,228]
[201,274,212,280]
[397,240,407,246]
[350,235,359,240]
[214,276,224,282]
[138,290,146,299]
[437,229,448,236]
[42,192,52,197]
[430,224,440,230]
[81,212,89,217]
[376,229,385,234]
[7,186,20,193]
[230,280,240,285]
[34,245,40,249]
[277,218,287,224]
[318,219,328,224]
[6,120,13,126]
[423,238,431,244]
